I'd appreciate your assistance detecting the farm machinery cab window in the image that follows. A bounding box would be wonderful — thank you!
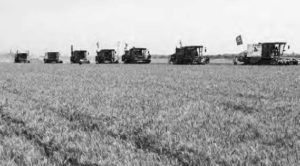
[76,51,88,59]
[17,53,28,59]
[197,47,204,56]
[132,49,149,56]
[185,47,203,57]
[104,51,114,57]
[45,52,59,59]
[262,43,286,58]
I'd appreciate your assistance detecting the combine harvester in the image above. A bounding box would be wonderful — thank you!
[14,51,30,63]
[234,42,298,65]
[70,45,90,64]
[95,42,119,64]
[122,45,151,64]
[44,52,63,64]
[169,45,209,65]
[95,49,119,64]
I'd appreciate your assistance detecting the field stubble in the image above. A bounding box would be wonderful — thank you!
[0,64,299,166]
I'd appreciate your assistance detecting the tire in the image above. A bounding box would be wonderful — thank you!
[270,61,278,65]
[206,58,210,64]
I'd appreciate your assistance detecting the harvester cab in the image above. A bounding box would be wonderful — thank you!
[15,52,30,63]
[95,49,119,64]
[44,52,63,63]
[122,47,151,64]
[234,42,298,65]
[169,46,209,65]
[70,45,90,64]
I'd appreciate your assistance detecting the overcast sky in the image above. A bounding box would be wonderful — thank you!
[0,0,299,56]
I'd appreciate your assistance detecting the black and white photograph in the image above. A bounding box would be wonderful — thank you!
[0,0,299,165]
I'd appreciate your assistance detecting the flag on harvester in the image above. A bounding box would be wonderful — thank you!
[96,42,100,48]
[236,35,243,45]
[179,40,183,48]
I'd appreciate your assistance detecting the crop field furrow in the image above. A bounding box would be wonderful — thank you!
[53,106,212,166]
[0,105,103,166]
[2,84,210,165]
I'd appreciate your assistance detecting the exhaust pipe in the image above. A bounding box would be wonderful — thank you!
[71,45,74,55]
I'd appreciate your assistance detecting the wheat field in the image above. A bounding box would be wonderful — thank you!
[0,63,299,165]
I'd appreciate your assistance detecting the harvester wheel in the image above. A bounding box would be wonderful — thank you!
[206,58,210,64]
[270,60,278,65]
[233,57,238,65]
[168,56,173,64]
